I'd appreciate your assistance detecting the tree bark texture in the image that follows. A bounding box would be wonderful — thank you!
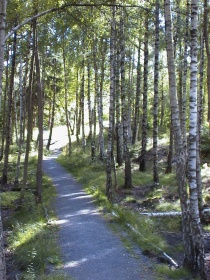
[106,6,116,200]
[139,14,149,172]
[120,11,132,188]
[188,0,206,276]
[2,30,17,184]
[164,0,192,270]
[0,0,7,278]
[153,0,160,185]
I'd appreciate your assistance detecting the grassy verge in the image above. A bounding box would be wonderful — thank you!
[1,155,70,280]
[57,141,198,280]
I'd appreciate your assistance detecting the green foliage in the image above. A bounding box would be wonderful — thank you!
[1,191,20,208]
[2,155,62,279]
[155,264,198,280]
[58,142,190,279]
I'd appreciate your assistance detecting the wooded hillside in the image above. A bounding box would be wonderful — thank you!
[0,0,210,279]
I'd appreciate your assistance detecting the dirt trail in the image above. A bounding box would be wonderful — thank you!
[42,128,157,280]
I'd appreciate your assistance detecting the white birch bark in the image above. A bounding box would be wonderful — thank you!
[106,6,116,200]
[0,1,7,278]
[153,0,160,184]
[164,0,192,268]
[188,0,206,276]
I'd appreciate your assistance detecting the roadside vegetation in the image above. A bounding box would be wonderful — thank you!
[0,153,70,280]
[57,126,210,280]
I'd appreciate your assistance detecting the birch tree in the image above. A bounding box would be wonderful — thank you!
[187,0,205,275]
[106,6,116,200]
[0,0,7,278]
[153,0,160,184]
[164,0,206,277]
[164,0,192,271]
[139,13,149,172]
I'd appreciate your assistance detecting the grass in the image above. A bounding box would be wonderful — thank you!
[57,139,198,280]
[1,155,64,279]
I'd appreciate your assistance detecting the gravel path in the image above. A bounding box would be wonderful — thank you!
[42,129,157,280]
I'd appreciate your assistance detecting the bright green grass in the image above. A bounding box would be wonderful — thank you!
[57,141,197,280]
[1,191,20,207]
[1,155,64,279]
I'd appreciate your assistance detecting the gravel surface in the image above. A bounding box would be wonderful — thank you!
[42,129,157,280]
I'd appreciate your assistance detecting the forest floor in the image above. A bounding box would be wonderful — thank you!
[42,148,158,280]
[2,126,210,279]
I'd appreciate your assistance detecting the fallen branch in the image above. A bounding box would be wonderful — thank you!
[112,211,180,269]
[140,211,182,217]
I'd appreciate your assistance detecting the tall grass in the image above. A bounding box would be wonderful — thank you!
[57,140,198,280]
[1,155,63,279]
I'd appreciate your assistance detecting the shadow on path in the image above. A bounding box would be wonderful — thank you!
[43,149,156,280]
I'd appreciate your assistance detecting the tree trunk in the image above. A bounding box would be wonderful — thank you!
[187,1,206,276]
[164,0,192,270]
[14,57,24,186]
[2,30,17,184]
[0,0,7,277]
[35,26,43,204]
[139,14,149,172]
[98,38,107,160]
[132,39,141,145]
[87,56,92,140]
[153,0,160,185]
[165,118,173,174]
[106,6,116,200]
[81,59,86,150]
[46,59,56,150]
[23,27,35,187]
[204,0,210,130]
[115,39,123,167]
[62,39,72,155]
[197,32,204,213]
[120,11,132,188]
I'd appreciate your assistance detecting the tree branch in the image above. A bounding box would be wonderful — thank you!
[5,2,148,40]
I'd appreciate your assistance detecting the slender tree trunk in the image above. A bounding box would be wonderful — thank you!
[98,38,106,160]
[76,70,81,143]
[204,0,210,132]
[14,57,24,186]
[153,0,160,185]
[2,30,17,184]
[160,77,165,128]
[139,14,149,172]
[164,0,192,269]
[0,47,9,162]
[120,12,132,188]
[0,0,7,278]
[132,39,141,145]
[181,0,190,151]
[188,1,206,276]
[46,59,56,150]
[106,6,116,200]
[115,33,123,167]
[165,117,173,174]
[35,27,43,204]
[23,26,35,187]
[62,39,72,155]
[87,56,92,140]
[197,33,204,213]
[81,59,86,150]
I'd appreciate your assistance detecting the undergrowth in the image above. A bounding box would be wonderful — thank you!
[1,155,64,280]
[57,140,196,280]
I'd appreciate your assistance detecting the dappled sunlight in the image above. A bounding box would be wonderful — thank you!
[10,221,45,249]
[71,194,92,200]
[64,248,117,269]
[66,208,99,218]
[59,192,85,198]
[52,219,69,225]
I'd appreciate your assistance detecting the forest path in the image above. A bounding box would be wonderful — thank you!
[42,127,156,280]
